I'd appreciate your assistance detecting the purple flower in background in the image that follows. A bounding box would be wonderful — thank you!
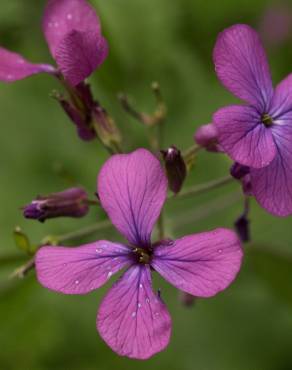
[35,149,243,359]
[23,187,89,222]
[213,24,292,216]
[0,0,108,86]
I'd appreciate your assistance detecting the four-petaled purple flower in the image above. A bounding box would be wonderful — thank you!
[0,0,108,87]
[213,24,292,216]
[35,149,243,359]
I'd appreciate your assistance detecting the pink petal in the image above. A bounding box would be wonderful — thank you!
[0,47,55,82]
[97,265,171,359]
[213,24,273,110]
[151,228,243,298]
[35,241,131,294]
[251,121,292,216]
[213,105,277,168]
[97,149,167,247]
[43,0,101,56]
[55,31,108,86]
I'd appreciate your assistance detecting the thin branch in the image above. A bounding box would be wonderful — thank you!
[170,175,234,200]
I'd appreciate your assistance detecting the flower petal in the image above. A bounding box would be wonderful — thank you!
[98,149,168,247]
[43,0,101,56]
[55,30,108,86]
[213,24,273,110]
[35,241,131,294]
[97,265,171,359]
[151,228,243,298]
[270,73,292,118]
[0,47,55,82]
[251,118,292,216]
[213,105,276,168]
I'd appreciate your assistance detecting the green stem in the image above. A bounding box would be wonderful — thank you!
[11,220,113,279]
[183,143,201,159]
[170,175,234,200]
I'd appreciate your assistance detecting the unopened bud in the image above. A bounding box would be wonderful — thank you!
[230,162,250,180]
[161,146,187,194]
[194,123,221,152]
[234,214,250,243]
[92,105,122,150]
[179,291,196,307]
[23,187,89,222]
[52,90,96,141]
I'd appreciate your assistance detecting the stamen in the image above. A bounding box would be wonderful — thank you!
[133,247,151,264]
[261,113,273,127]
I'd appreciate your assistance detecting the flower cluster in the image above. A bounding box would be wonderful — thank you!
[2,0,290,362]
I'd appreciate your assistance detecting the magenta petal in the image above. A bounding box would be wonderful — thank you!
[97,265,171,359]
[98,149,168,247]
[251,123,292,216]
[213,105,277,168]
[213,24,273,110]
[270,73,292,118]
[35,241,131,294]
[0,47,55,82]
[43,0,101,57]
[55,31,108,86]
[152,228,243,298]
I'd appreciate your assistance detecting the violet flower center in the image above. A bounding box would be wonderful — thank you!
[261,113,273,127]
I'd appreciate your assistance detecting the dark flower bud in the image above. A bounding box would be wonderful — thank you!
[194,123,221,152]
[161,146,187,194]
[23,187,89,222]
[179,291,196,307]
[242,174,253,196]
[234,214,250,243]
[230,162,250,180]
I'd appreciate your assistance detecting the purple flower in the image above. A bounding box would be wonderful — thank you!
[23,187,89,222]
[0,0,108,86]
[35,149,243,359]
[213,24,292,216]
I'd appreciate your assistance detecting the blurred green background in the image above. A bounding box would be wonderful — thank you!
[1,0,292,369]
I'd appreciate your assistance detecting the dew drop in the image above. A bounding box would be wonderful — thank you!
[63,263,67,267]
[154,312,160,317]
[138,303,142,309]
[217,249,222,254]
[95,248,103,253]
[75,280,79,285]
[107,271,113,278]
[139,283,143,289]
[131,311,136,318]
[67,13,73,20]
[146,298,150,304]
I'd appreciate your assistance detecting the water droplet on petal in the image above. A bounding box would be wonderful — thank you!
[96,248,103,253]
[146,298,150,304]
[131,311,136,318]
[139,283,143,289]
[107,271,113,278]
[217,249,222,253]
[67,13,73,20]
[155,312,159,317]
[138,303,142,309]
[75,280,79,285]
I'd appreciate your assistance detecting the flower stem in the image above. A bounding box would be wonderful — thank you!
[170,175,234,200]
[10,220,112,279]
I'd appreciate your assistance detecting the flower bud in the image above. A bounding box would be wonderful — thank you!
[161,146,187,194]
[234,214,250,243]
[194,123,221,152]
[52,90,96,141]
[179,291,196,307]
[23,187,89,222]
[230,162,250,180]
[92,105,122,150]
